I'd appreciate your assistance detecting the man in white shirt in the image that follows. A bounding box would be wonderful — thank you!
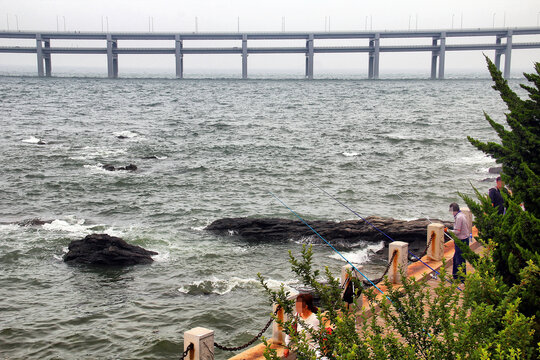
[447,202,470,282]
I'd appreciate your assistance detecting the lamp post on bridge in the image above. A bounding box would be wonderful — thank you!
[492,13,496,28]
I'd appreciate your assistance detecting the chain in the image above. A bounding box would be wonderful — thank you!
[412,232,435,262]
[214,307,280,352]
[363,249,398,287]
[180,343,193,360]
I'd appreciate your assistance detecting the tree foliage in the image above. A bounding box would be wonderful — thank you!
[462,57,540,341]
[258,245,537,359]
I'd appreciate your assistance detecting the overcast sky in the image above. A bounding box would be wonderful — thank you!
[1,0,539,76]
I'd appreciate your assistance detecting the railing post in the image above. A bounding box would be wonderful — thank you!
[184,327,214,360]
[388,241,408,284]
[427,223,444,261]
[271,301,288,344]
[341,264,363,307]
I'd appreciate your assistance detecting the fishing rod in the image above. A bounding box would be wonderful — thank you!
[270,191,434,339]
[268,191,393,304]
[308,180,461,290]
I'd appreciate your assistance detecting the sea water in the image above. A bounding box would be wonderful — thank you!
[0,75,516,359]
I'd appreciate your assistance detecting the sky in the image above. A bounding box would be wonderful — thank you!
[1,0,539,77]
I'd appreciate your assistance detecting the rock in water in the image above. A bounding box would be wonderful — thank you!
[205,216,453,245]
[63,233,157,266]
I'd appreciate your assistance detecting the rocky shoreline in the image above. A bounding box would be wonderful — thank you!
[205,216,453,257]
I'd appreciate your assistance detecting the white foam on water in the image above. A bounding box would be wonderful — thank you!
[342,151,359,157]
[329,241,385,265]
[0,224,20,233]
[40,217,124,237]
[21,136,43,144]
[151,251,170,262]
[114,130,140,139]
[42,218,89,234]
[177,276,297,296]
[71,147,128,161]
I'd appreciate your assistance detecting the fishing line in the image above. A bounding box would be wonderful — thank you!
[396,194,455,242]
[269,192,433,339]
[268,191,393,304]
[308,180,461,291]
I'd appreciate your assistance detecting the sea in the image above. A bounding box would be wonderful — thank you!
[0,72,519,359]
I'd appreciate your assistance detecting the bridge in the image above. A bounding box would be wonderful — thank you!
[1,27,539,79]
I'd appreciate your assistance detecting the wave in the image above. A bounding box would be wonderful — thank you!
[329,241,385,265]
[41,217,125,237]
[178,276,298,296]
[0,224,20,233]
[114,130,139,139]
[21,136,45,144]
[342,151,359,157]
[70,147,127,161]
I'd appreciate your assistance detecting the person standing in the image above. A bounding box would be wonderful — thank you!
[446,202,470,282]
[488,176,505,215]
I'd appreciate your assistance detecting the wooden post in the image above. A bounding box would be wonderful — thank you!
[184,327,214,360]
[388,241,408,284]
[341,264,363,307]
[427,223,444,261]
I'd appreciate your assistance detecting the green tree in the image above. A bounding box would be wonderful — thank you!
[258,245,537,359]
[462,57,540,337]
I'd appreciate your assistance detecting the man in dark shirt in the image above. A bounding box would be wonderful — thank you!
[488,176,505,215]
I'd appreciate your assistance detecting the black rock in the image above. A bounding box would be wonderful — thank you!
[489,167,502,174]
[205,216,453,245]
[118,164,137,171]
[17,218,53,226]
[102,164,137,171]
[63,233,157,266]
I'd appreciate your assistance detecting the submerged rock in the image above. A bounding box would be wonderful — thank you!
[63,233,157,266]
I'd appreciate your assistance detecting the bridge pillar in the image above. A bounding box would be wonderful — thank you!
[175,35,183,79]
[495,36,502,71]
[368,43,374,79]
[107,34,118,79]
[305,34,314,79]
[44,40,52,77]
[431,38,438,79]
[242,34,248,79]
[368,33,380,79]
[36,34,44,77]
[504,30,512,79]
[438,32,446,79]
